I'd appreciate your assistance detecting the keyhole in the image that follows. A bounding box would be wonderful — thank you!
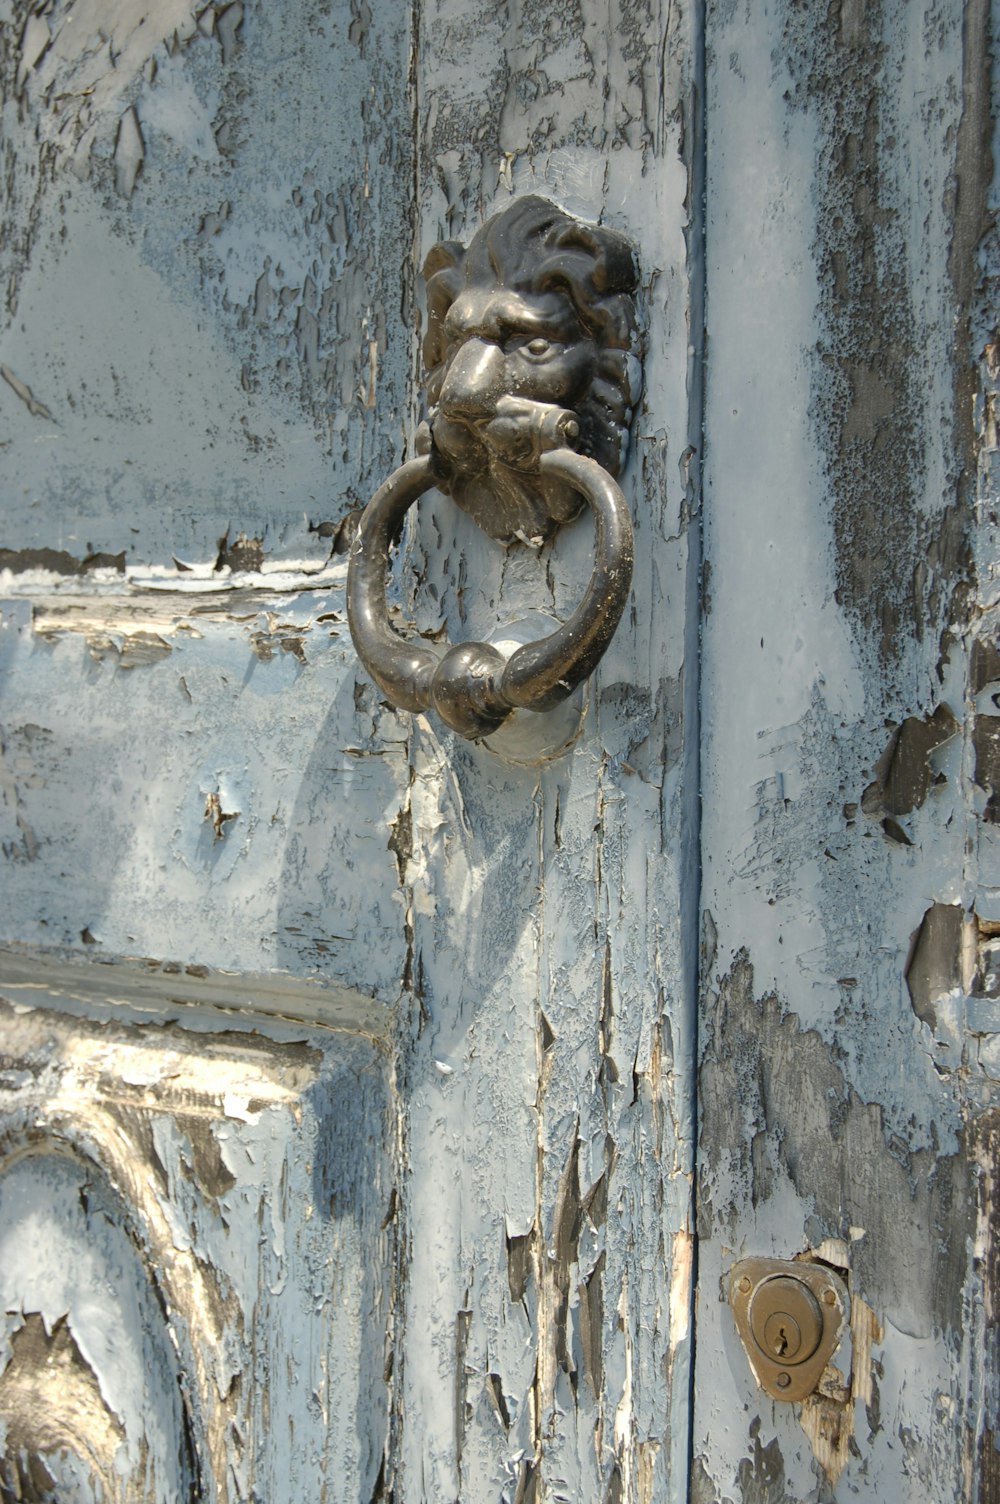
[759,1307,804,1363]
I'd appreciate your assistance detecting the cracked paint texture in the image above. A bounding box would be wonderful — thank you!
[696,0,1000,1499]
[3,0,993,1497]
[0,0,701,1499]
[0,0,412,566]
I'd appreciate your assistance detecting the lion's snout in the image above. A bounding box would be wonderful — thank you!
[437,337,506,422]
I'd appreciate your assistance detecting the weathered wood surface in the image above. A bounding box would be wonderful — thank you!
[1,2,701,1501]
[695,2,1000,1500]
[7,0,994,1497]
[0,580,410,1003]
[0,988,397,1501]
[0,0,412,566]
[395,1,700,1498]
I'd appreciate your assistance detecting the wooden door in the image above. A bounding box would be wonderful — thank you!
[0,1,699,1499]
[4,2,996,1499]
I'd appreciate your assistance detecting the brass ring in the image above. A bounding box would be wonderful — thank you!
[346,449,633,739]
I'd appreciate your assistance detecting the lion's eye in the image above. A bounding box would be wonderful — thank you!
[525,338,553,358]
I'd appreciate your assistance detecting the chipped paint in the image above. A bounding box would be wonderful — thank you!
[0,994,397,1500]
[2,0,991,1495]
[698,2,1000,1496]
[0,364,51,420]
[1,0,414,567]
[1,1,701,1491]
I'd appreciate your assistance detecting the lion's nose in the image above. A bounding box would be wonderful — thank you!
[438,338,506,420]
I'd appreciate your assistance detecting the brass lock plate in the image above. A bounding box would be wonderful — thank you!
[728,1257,848,1402]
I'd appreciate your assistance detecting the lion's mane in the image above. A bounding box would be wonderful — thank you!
[422,196,641,484]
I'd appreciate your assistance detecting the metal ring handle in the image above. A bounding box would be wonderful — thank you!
[346,449,633,739]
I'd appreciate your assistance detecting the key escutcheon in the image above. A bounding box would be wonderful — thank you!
[729,1257,848,1402]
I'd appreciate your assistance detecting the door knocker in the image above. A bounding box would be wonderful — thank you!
[347,195,642,740]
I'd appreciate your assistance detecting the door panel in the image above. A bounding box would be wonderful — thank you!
[0,990,396,1501]
[0,1153,198,1502]
[1,0,413,568]
[0,591,409,1003]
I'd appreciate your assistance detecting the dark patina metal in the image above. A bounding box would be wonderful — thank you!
[347,195,642,741]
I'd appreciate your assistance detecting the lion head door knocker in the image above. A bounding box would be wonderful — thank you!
[347,195,642,740]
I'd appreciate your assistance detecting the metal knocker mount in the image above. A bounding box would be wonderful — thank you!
[347,195,642,741]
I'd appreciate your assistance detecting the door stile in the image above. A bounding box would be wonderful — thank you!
[389,2,706,1499]
[694,3,1000,1499]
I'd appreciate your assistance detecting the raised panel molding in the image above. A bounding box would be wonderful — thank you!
[0,990,398,1499]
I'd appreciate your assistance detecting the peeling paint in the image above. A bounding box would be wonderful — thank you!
[0,549,125,577]
[862,705,959,819]
[793,1244,883,1486]
[0,0,414,566]
[906,903,972,1032]
[114,106,144,198]
[204,790,239,841]
[0,995,395,1501]
[779,1,976,670]
[700,4,999,1495]
[975,715,1000,822]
